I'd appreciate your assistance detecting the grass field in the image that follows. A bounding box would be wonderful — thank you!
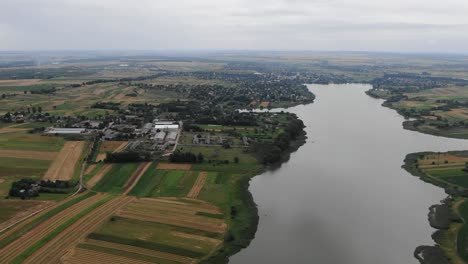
[129,165,199,198]
[93,163,139,193]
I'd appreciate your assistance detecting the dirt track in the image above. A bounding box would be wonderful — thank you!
[86,164,112,188]
[187,172,207,198]
[0,149,58,160]
[0,193,107,263]
[122,162,152,195]
[24,196,135,264]
[43,141,85,181]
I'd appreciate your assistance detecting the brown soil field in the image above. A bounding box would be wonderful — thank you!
[78,239,196,264]
[259,101,270,108]
[63,248,153,264]
[157,163,192,170]
[43,141,85,181]
[419,153,468,167]
[95,153,106,162]
[84,164,97,175]
[0,79,41,86]
[0,149,57,160]
[0,128,29,134]
[0,200,54,232]
[186,172,208,198]
[24,196,135,264]
[0,193,108,263]
[122,162,152,195]
[117,198,226,234]
[100,141,125,152]
[86,164,113,188]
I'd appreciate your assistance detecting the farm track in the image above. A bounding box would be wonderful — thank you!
[79,239,195,264]
[25,196,135,264]
[123,162,152,195]
[63,248,153,264]
[113,142,128,153]
[187,172,208,198]
[43,141,85,181]
[0,193,107,264]
[86,164,112,188]
[0,201,54,232]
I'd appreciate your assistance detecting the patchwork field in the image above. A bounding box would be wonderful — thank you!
[0,200,53,232]
[73,197,226,264]
[417,152,468,188]
[43,141,85,181]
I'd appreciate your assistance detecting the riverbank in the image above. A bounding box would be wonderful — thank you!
[201,130,309,263]
[403,151,468,264]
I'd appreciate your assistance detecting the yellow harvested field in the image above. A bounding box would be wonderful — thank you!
[419,153,468,167]
[86,164,113,188]
[95,153,106,162]
[0,149,57,160]
[43,141,85,181]
[117,198,226,233]
[24,196,135,264]
[259,101,270,108]
[187,172,208,198]
[156,163,192,170]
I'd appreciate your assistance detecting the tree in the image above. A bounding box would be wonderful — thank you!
[1,94,5,99]
[197,152,204,163]
[234,156,239,164]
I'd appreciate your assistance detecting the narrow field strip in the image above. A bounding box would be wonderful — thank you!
[113,142,128,153]
[23,196,135,264]
[64,248,155,264]
[0,150,58,160]
[0,192,104,263]
[12,194,114,264]
[123,162,152,195]
[187,172,208,198]
[43,141,85,181]
[82,239,195,264]
[85,164,97,175]
[86,164,112,188]
[0,192,95,247]
[78,243,189,264]
[157,163,192,170]
[0,128,29,134]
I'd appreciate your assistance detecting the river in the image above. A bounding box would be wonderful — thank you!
[230,83,468,264]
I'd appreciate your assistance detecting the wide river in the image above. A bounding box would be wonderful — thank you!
[231,83,468,264]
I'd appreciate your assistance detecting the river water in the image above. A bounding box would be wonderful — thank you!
[230,83,468,264]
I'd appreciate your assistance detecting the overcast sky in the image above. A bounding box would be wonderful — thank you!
[1,0,468,53]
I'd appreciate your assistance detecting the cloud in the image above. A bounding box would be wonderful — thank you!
[0,0,467,53]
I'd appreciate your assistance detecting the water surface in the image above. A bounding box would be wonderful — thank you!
[231,83,468,264]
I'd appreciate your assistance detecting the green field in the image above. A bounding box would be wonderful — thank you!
[93,163,139,193]
[129,165,198,197]
[0,131,64,152]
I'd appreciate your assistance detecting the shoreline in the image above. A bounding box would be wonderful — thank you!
[202,127,309,263]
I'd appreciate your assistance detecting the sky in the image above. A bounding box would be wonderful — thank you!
[1,0,468,53]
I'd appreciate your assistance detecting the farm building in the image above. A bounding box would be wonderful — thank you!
[152,131,166,143]
[166,131,178,142]
[155,124,179,131]
[45,128,86,134]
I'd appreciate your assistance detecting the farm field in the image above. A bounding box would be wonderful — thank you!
[42,141,85,181]
[78,197,226,264]
[86,164,112,188]
[92,163,139,193]
[129,165,199,198]
[0,200,53,231]
[0,192,107,263]
[95,141,128,162]
[0,131,66,196]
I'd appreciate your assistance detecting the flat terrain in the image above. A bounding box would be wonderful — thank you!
[43,141,85,181]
